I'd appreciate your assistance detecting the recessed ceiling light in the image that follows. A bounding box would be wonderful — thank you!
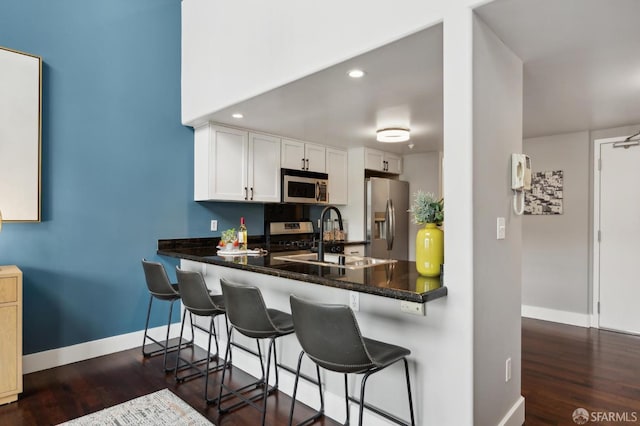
[232,113,244,119]
[347,69,365,78]
[377,128,410,143]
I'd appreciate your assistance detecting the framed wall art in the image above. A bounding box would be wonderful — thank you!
[0,46,42,222]
[525,170,563,215]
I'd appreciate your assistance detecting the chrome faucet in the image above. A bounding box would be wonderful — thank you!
[318,205,343,262]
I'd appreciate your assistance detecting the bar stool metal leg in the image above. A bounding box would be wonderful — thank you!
[288,351,325,426]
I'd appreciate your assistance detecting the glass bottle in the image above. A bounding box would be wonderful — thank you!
[238,217,248,251]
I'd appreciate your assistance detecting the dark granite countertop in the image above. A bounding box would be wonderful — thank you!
[158,238,447,303]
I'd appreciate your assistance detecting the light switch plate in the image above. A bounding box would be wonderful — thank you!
[210,220,218,232]
[496,217,506,240]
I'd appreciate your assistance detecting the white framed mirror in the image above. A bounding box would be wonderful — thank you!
[0,46,42,222]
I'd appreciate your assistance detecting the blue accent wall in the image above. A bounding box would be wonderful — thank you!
[0,0,196,354]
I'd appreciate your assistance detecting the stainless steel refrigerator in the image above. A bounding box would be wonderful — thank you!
[365,177,409,260]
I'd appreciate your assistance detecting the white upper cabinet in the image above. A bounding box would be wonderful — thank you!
[248,132,281,202]
[304,142,326,172]
[325,147,348,205]
[364,149,385,171]
[194,124,280,202]
[384,152,402,174]
[364,148,403,174]
[281,138,326,172]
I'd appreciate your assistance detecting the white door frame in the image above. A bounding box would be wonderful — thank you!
[591,135,635,328]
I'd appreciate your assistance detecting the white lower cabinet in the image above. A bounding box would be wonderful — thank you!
[194,124,280,202]
[344,244,365,256]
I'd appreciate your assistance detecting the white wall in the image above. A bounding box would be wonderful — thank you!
[522,131,590,320]
[519,124,640,327]
[182,0,488,127]
[472,15,524,426]
[401,152,442,261]
[182,1,525,424]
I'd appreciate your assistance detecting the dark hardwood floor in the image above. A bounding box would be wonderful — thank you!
[522,318,640,425]
[1,319,639,425]
[0,342,339,426]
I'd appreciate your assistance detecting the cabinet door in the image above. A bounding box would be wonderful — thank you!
[281,138,306,170]
[304,142,326,172]
[248,133,281,202]
[0,305,18,396]
[385,152,403,174]
[344,244,366,256]
[326,148,348,205]
[208,125,249,201]
[0,267,21,404]
[364,148,384,171]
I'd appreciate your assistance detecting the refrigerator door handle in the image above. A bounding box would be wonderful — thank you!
[386,199,395,251]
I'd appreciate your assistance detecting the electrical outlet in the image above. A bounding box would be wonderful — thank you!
[349,291,359,311]
[210,220,218,232]
[400,301,425,316]
[505,357,512,382]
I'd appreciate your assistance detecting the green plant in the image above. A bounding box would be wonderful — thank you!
[408,191,444,225]
[221,228,237,244]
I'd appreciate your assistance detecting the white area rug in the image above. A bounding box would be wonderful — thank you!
[58,388,213,425]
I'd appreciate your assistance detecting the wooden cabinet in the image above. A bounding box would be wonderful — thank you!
[364,148,403,174]
[281,138,326,173]
[0,266,22,405]
[194,124,280,202]
[325,147,348,205]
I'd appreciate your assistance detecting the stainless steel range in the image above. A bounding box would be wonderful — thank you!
[266,220,346,255]
[266,221,317,252]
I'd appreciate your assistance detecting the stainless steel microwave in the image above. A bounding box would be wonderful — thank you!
[281,168,329,204]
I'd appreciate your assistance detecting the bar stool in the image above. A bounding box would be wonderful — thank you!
[288,295,416,426]
[175,267,228,402]
[218,278,295,426]
[141,259,194,372]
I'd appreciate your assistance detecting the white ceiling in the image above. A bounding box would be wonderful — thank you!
[209,25,443,154]
[476,0,640,138]
[209,0,640,153]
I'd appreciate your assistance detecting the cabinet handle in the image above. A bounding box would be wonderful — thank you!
[306,158,309,170]
[244,187,248,200]
[250,187,254,200]
[301,158,306,170]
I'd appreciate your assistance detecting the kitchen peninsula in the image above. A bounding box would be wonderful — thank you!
[158,236,447,425]
[158,238,447,303]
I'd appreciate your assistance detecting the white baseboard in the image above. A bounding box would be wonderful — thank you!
[23,324,181,374]
[521,305,590,328]
[498,396,525,426]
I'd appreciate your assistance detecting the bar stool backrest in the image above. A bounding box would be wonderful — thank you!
[220,278,278,338]
[290,295,373,373]
[176,268,224,315]
[142,259,179,298]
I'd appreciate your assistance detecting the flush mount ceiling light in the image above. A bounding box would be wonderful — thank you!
[232,113,244,119]
[376,128,410,143]
[347,69,366,78]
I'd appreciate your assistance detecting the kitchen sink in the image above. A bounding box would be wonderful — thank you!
[272,253,397,270]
